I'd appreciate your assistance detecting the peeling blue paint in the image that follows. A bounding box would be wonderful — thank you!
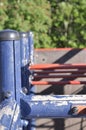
[21,95,86,118]
[0,99,22,130]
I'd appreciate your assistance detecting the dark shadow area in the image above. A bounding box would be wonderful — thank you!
[36,85,64,95]
[21,64,30,93]
[77,85,86,94]
[53,49,82,64]
[20,99,31,118]
[53,118,64,130]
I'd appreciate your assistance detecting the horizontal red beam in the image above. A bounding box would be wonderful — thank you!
[34,70,86,74]
[34,74,86,79]
[35,48,86,51]
[30,64,86,70]
[32,81,86,85]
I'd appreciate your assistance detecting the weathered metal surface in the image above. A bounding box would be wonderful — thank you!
[20,31,35,130]
[28,32,34,65]
[0,30,21,101]
[20,95,86,119]
[28,32,36,130]
[20,32,29,66]
[20,32,29,95]
[11,104,21,130]
[0,40,15,100]
[14,40,21,103]
[0,99,20,130]
[0,30,22,129]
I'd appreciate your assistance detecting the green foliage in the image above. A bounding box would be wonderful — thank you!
[0,0,52,48]
[0,0,86,48]
[49,0,86,48]
[0,1,8,30]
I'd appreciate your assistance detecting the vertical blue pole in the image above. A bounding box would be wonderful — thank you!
[20,32,30,129]
[20,32,29,94]
[28,31,35,94]
[28,31,35,130]
[28,32,34,65]
[20,31,35,129]
[0,29,21,102]
[14,36,21,104]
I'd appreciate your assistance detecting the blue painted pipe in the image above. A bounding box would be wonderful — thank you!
[0,29,21,102]
[20,32,35,129]
[21,95,86,118]
[14,38,21,103]
[20,32,29,94]
[20,32,29,67]
[28,32,34,65]
[28,31,35,94]
[28,32,35,130]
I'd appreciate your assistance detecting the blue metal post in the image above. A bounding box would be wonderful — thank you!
[14,35,21,104]
[28,32,34,65]
[0,29,21,102]
[28,32,36,130]
[0,29,22,129]
[20,32,35,129]
[20,32,29,95]
[28,31,35,95]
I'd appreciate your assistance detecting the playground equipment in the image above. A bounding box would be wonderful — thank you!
[0,29,86,130]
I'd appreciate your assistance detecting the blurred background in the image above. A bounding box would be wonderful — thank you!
[0,0,86,48]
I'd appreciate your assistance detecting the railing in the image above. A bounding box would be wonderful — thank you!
[0,29,86,130]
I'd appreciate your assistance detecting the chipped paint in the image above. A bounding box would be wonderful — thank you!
[0,125,7,130]
[55,101,68,106]
[42,101,48,105]
[22,59,28,66]
[41,101,68,106]
[70,101,86,104]
[0,101,16,120]
[31,95,86,101]
[21,95,86,119]
[13,105,20,123]
[34,102,38,105]
[0,99,17,130]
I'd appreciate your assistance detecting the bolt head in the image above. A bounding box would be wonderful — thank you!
[4,92,11,98]
[22,87,28,94]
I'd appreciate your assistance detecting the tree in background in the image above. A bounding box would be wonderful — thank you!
[49,0,86,48]
[0,0,86,48]
[0,0,52,48]
[0,0,8,30]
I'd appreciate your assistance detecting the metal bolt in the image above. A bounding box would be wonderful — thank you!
[22,87,28,94]
[21,120,29,127]
[72,107,78,114]
[69,107,78,115]
[4,91,11,98]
